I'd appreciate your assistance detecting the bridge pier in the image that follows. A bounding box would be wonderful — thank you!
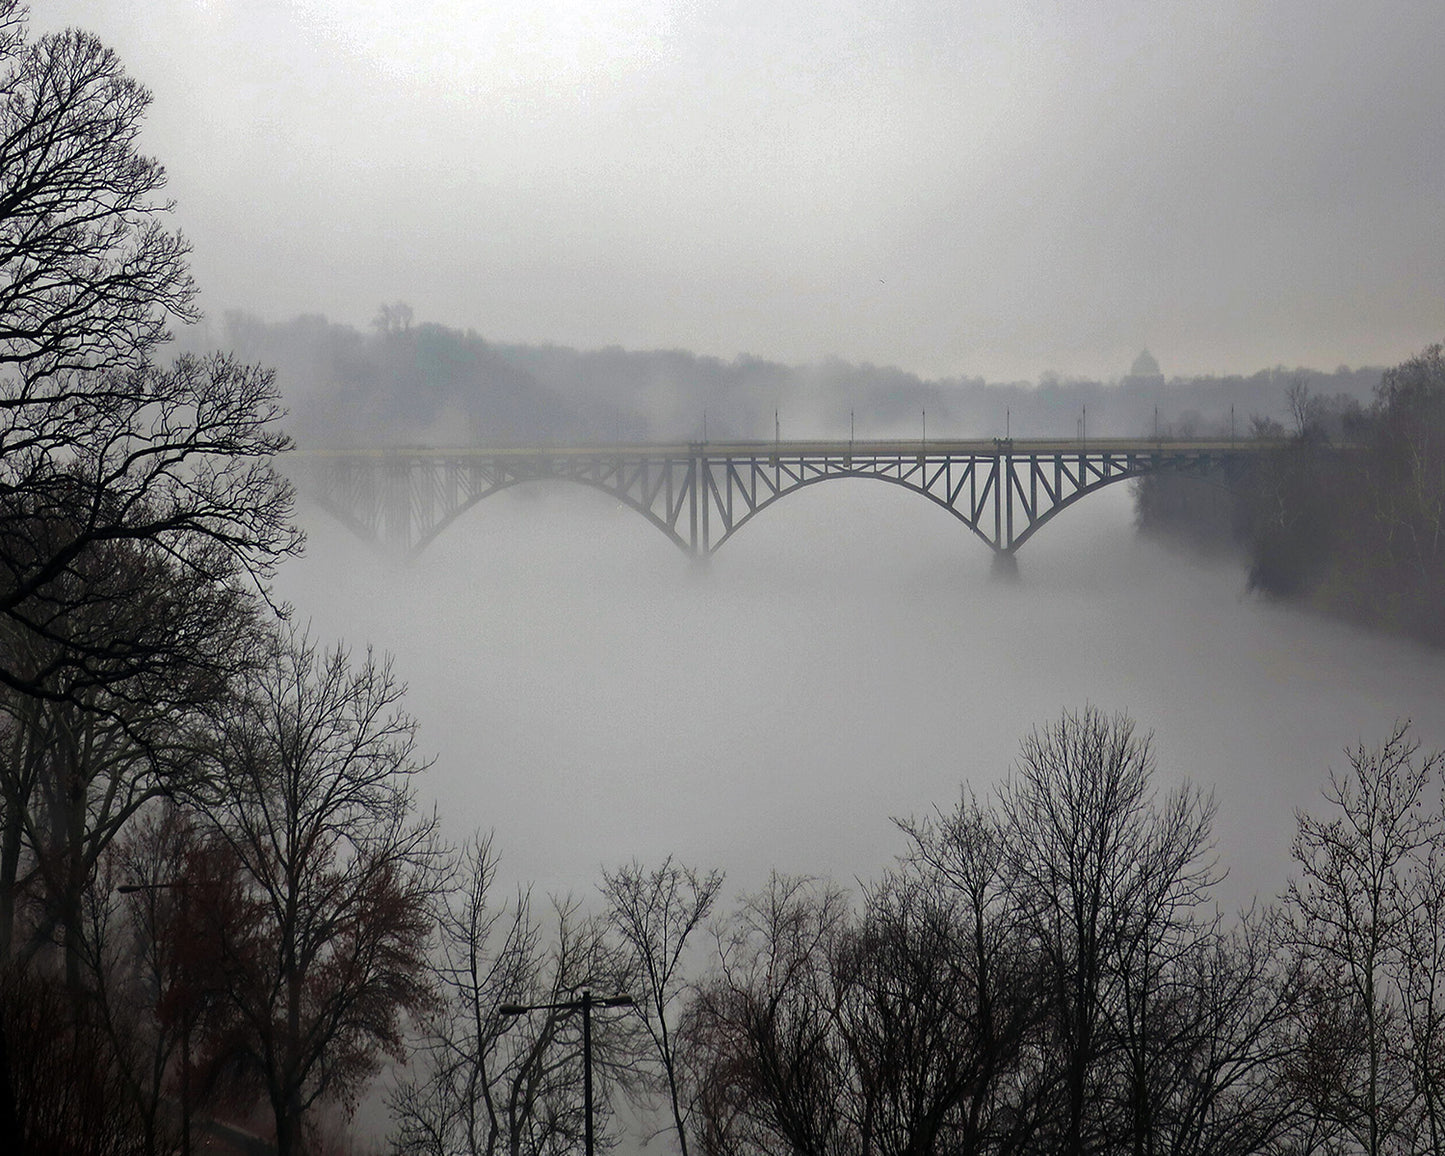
[990,549,1020,582]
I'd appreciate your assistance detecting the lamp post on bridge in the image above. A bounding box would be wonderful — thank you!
[119,879,192,1156]
[498,990,634,1156]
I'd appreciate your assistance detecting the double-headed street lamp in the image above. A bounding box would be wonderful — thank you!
[498,990,634,1156]
[118,880,192,1156]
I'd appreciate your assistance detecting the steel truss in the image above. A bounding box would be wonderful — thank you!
[292,440,1259,562]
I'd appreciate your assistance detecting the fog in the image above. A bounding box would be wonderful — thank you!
[276,476,1445,914]
[10,2,1445,1151]
[35,0,1445,381]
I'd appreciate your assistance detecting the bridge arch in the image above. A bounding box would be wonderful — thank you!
[704,470,1001,555]
[406,475,694,557]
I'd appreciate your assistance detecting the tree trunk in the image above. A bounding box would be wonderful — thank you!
[0,803,21,961]
[0,1016,19,1156]
[273,1094,300,1156]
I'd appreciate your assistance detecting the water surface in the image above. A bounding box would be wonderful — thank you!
[277,479,1445,910]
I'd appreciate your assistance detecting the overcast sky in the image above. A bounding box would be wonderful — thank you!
[38,0,1445,381]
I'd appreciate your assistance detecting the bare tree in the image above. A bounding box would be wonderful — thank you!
[184,627,443,1156]
[0,546,259,980]
[373,303,414,336]
[77,804,201,1156]
[0,955,153,1156]
[1282,723,1444,1156]
[1286,379,1326,441]
[0,2,298,703]
[683,853,1034,1156]
[1396,832,1445,1156]
[393,862,643,1156]
[601,856,723,1156]
[497,900,643,1156]
[1125,906,1300,1156]
[896,791,1049,1156]
[1367,345,1445,597]
[996,706,1220,1156]
[0,352,299,703]
[831,868,1030,1156]
[0,1,196,383]
[684,873,852,1156]
[390,834,541,1156]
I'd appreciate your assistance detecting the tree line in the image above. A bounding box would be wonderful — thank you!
[0,4,439,1152]
[1136,346,1445,645]
[219,306,1384,451]
[379,708,1445,1156]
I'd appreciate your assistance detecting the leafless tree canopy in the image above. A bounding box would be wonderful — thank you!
[0,0,299,705]
[675,710,1291,1156]
[391,840,644,1156]
[601,857,723,1156]
[180,628,443,1156]
[0,0,196,382]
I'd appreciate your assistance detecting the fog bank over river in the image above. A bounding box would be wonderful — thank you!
[276,479,1445,911]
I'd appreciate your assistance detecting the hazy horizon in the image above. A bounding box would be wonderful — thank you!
[37,1,1445,384]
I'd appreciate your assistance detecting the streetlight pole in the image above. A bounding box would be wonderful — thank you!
[498,990,633,1156]
[119,880,191,1156]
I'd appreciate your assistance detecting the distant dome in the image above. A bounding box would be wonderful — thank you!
[1130,349,1161,378]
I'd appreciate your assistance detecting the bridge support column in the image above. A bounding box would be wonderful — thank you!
[687,447,712,558]
[990,549,1020,582]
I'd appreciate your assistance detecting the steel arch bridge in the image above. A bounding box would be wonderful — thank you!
[290,439,1263,565]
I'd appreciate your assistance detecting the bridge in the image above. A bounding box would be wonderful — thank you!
[291,439,1264,569]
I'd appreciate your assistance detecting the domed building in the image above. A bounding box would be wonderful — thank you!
[1123,349,1165,389]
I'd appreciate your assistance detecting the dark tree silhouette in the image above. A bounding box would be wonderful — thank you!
[184,628,442,1156]
[684,874,853,1156]
[997,707,1220,1156]
[0,959,151,1156]
[0,547,259,979]
[0,352,299,703]
[392,836,645,1156]
[0,0,195,381]
[1136,345,1445,645]
[1283,724,1445,1156]
[0,0,299,703]
[896,792,1051,1156]
[601,856,723,1156]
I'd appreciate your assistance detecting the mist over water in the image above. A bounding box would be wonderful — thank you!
[277,478,1445,912]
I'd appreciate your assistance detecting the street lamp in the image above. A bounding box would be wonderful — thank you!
[498,990,634,1156]
[119,880,192,1156]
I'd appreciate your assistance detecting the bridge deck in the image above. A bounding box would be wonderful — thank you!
[296,438,1278,459]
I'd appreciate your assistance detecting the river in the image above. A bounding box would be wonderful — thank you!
[275,477,1445,912]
